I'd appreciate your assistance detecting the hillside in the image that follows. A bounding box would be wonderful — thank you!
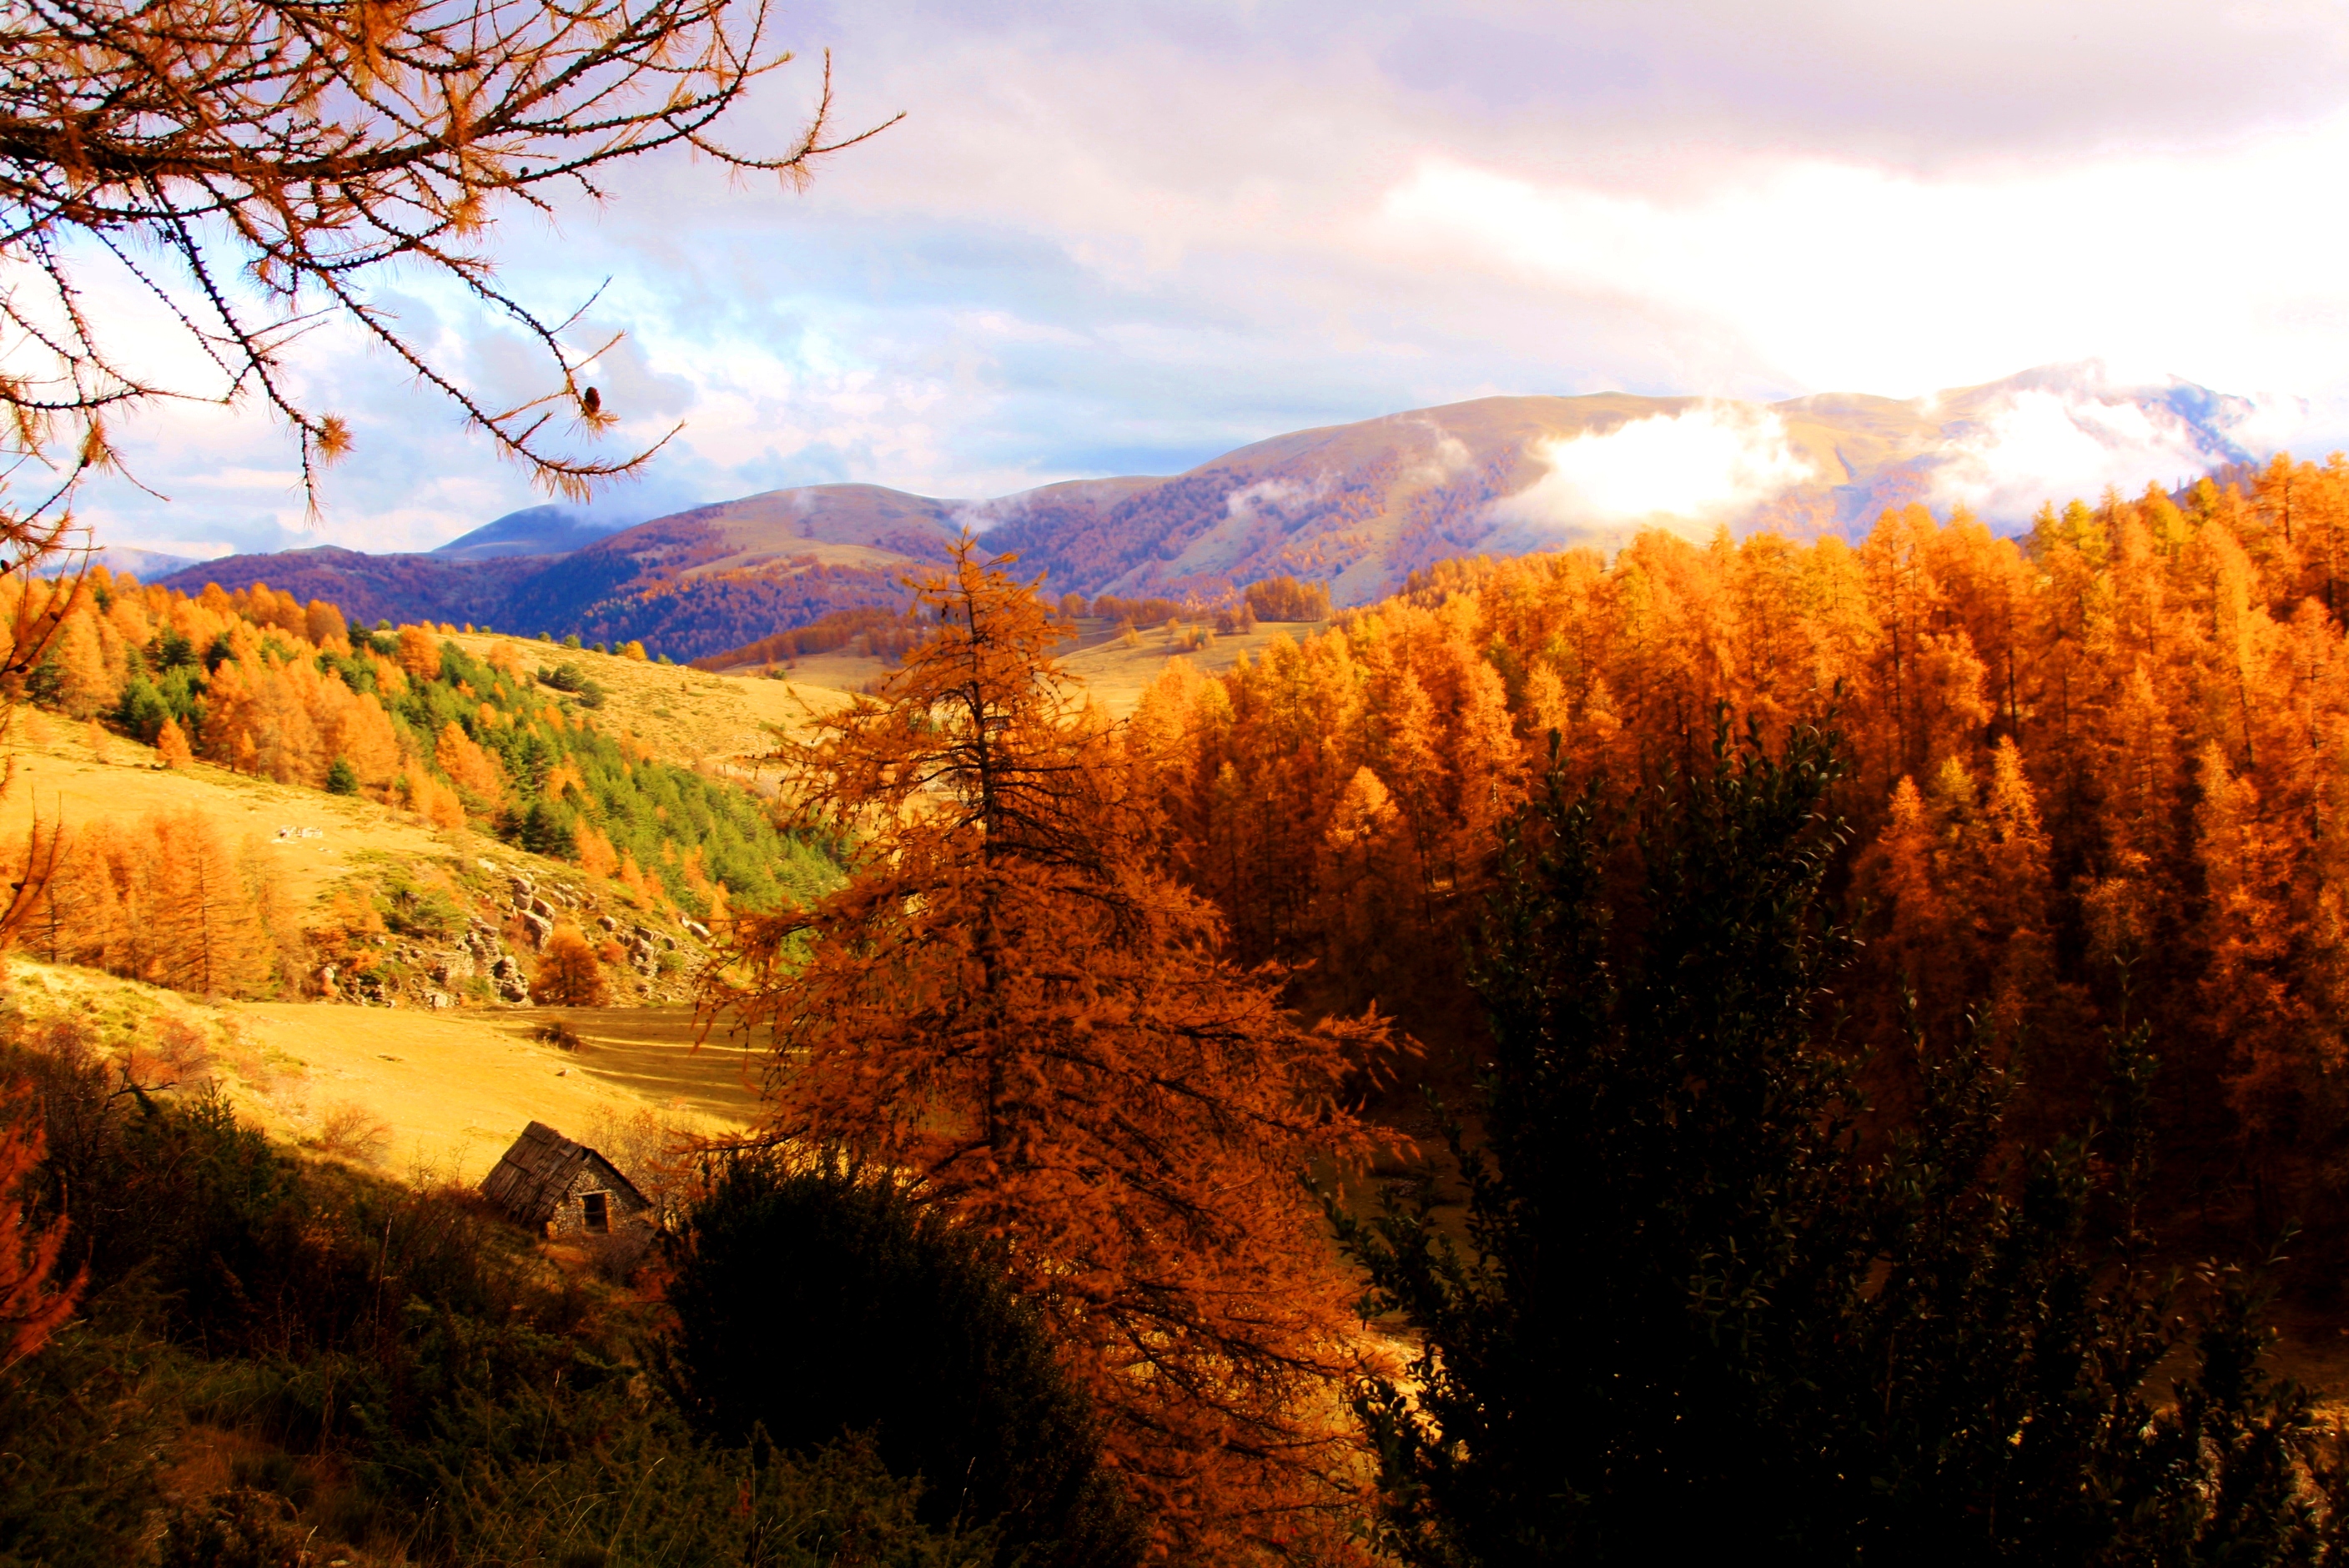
[0,961,760,1179]
[0,567,874,1028]
[145,363,2261,661]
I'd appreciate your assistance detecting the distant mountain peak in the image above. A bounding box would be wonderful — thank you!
[160,365,2278,656]
[432,503,641,562]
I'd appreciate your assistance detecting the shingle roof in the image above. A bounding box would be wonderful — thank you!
[480,1119,648,1227]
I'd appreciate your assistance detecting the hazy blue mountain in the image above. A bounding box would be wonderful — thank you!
[41,545,205,581]
[153,364,2274,658]
[430,504,639,561]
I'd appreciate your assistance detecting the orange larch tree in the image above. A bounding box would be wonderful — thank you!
[533,926,611,1006]
[0,1088,78,1371]
[704,535,1391,1564]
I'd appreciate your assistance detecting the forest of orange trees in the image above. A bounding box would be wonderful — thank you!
[16,460,2349,1565]
[0,568,827,998]
[19,0,2349,1556]
[1124,460,2349,1245]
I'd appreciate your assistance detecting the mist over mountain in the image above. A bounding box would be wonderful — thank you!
[430,504,640,562]
[148,365,2273,660]
[39,545,204,580]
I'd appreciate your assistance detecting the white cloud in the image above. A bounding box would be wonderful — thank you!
[55,1,2349,556]
[1491,405,1814,545]
[1225,476,1325,522]
[1924,387,2241,520]
[1372,126,2349,402]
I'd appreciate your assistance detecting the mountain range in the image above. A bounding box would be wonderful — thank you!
[147,365,2268,662]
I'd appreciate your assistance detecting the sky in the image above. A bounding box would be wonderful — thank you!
[63,0,2349,560]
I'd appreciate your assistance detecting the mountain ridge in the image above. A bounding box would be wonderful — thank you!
[148,364,2266,659]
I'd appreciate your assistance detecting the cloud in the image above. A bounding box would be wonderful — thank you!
[1392,419,1475,486]
[1491,405,1814,545]
[1925,386,2250,520]
[1224,476,1325,523]
[56,0,2349,559]
[1371,126,2349,400]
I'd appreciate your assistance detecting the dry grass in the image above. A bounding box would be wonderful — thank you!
[446,632,852,769]
[0,962,755,1181]
[1055,619,1328,717]
[0,718,457,911]
[703,619,1332,721]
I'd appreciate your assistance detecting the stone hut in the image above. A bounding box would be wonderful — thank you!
[480,1120,651,1239]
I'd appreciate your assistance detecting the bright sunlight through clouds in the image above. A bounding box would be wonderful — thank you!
[66,0,2349,557]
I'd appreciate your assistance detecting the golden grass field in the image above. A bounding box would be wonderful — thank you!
[1057,619,1329,716]
[0,711,460,909]
[717,617,1331,720]
[447,632,853,766]
[6,960,761,1179]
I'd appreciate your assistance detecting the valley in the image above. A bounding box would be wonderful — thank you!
[14,2,2341,1557]
[18,465,2349,1565]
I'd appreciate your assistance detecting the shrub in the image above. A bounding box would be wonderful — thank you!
[668,1153,1141,1566]
[0,1027,970,1567]
[376,874,463,937]
[538,661,606,707]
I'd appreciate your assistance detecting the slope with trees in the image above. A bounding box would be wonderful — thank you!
[1336,717,2348,1563]
[701,540,1393,1564]
[1129,460,2349,1252]
[7,566,829,916]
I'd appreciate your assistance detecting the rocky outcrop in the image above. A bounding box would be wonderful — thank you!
[311,858,713,1011]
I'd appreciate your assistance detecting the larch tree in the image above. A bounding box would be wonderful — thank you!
[702,536,1392,1565]
[0,1089,79,1371]
[154,716,194,769]
[533,926,610,1006]
[149,809,275,997]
